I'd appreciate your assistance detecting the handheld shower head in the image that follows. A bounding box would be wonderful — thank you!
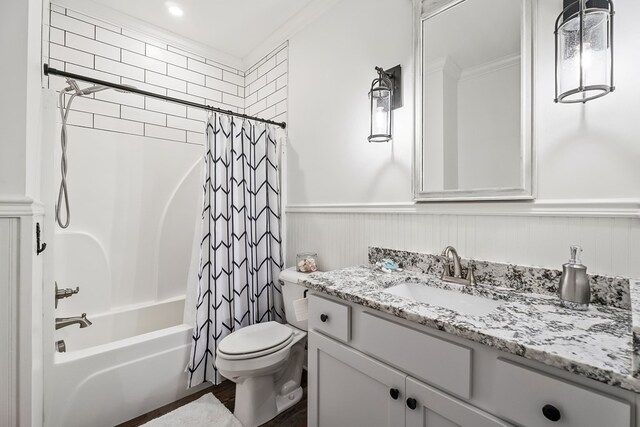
[79,85,110,96]
[79,83,137,96]
[64,78,81,93]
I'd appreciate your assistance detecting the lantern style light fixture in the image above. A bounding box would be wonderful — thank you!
[554,0,614,103]
[368,65,402,143]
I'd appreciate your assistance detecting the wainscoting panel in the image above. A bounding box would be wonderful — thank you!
[286,212,640,278]
[0,218,19,427]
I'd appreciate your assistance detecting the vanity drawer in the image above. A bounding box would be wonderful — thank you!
[494,358,631,427]
[309,294,351,342]
[359,311,472,399]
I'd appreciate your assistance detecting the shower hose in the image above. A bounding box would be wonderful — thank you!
[56,87,77,229]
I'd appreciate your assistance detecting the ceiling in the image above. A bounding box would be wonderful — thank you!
[88,0,314,59]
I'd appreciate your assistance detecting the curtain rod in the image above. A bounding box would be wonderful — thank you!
[43,64,287,129]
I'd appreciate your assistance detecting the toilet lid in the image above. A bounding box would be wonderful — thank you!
[218,322,294,357]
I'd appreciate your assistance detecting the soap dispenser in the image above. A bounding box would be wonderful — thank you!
[558,245,590,310]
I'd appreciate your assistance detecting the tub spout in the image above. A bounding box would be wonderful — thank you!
[55,313,92,330]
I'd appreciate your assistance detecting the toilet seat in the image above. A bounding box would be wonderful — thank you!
[217,322,294,360]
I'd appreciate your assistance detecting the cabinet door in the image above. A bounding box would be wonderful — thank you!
[406,377,512,427]
[494,358,631,427]
[308,331,406,427]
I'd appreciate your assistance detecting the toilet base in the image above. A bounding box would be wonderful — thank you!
[233,376,303,427]
[275,385,303,414]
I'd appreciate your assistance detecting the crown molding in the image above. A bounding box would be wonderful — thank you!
[285,199,640,218]
[424,55,462,78]
[0,198,45,217]
[243,0,343,69]
[52,0,244,70]
[459,53,520,81]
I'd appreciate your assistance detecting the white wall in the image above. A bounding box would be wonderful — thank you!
[0,0,43,198]
[457,59,521,189]
[0,0,47,425]
[285,0,640,276]
[288,0,414,204]
[423,57,459,191]
[288,0,640,204]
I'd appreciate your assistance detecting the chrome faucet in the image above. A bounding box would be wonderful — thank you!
[439,246,476,286]
[55,313,92,330]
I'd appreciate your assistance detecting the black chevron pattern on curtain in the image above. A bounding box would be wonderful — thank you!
[187,113,284,387]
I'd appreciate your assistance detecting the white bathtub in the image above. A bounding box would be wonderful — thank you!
[47,296,205,427]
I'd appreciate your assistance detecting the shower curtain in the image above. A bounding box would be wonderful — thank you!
[187,113,284,386]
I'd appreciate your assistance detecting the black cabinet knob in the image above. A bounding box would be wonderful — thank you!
[389,388,399,400]
[320,314,328,322]
[406,398,417,410]
[542,404,561,422]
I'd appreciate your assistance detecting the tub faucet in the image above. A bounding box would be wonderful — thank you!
[439,245,476,286]
[55,313,92,330]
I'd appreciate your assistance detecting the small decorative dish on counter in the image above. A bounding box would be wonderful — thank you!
[296,252,318,273]
[375,258,403,273]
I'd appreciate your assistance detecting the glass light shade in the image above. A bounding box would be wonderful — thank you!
[555,0,614,103]
[368,78,392,143]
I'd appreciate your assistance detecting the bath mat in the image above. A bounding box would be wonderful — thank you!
[141,394,243,427]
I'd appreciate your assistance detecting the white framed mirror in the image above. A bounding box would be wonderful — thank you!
[413,0,535,201]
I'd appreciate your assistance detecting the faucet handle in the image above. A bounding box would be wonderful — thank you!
[466,262,476,286]
[437,255,451,278]
[55,282,80,309]
[442,263,451,278]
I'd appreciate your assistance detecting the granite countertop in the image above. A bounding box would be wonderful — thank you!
[300,265,640,393]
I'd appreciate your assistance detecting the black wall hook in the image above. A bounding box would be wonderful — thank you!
[36,223,47,255]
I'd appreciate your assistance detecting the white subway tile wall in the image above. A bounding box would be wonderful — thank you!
[48,4,252,144]
[48,4,289,142]
[245,42,288,124]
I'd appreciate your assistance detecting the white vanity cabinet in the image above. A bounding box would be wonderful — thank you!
[307,293,638,427]
[405,377,510,427]
[309,331,406,427]
[309,331,509,427]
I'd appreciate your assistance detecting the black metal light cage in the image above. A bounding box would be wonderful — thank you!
[554,0,615,104]
[368,66,393,143]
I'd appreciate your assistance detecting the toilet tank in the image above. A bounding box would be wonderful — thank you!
[279,267,313,331]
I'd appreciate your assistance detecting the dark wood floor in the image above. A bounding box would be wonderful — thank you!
[117,373,307,427]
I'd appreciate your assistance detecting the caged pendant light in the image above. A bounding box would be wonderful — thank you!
[554,0,615,103]
[368,65,402,143]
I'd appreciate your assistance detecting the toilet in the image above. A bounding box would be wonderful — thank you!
[215,268,309,427]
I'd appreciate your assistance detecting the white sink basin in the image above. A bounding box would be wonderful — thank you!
[382,282,503,316]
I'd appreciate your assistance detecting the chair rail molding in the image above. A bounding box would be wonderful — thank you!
[285,199,640,218]
[0,197,45,217]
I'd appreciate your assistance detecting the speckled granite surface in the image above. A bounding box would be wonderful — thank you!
[630,281,640,378]
[300,265,640,393]
[369,247,631,309]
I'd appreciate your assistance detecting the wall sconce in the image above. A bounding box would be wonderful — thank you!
[368,65,402,143]
[554,0,614,103]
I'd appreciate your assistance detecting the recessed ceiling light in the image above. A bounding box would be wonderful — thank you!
[166,3,183,16]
